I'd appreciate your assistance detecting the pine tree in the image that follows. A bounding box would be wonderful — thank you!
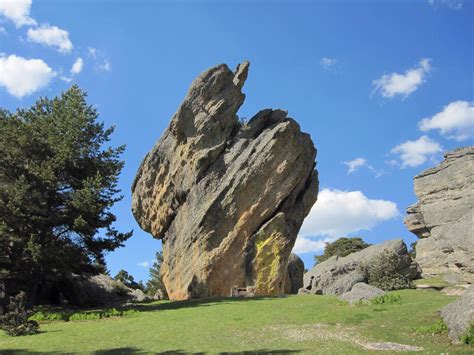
[0,86,132,302]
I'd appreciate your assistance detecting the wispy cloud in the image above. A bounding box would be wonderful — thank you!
[344,157,385,177]
[137,260,154,268]
[320,57,337,70]
[372,58,431,99]
[427,0,464,10]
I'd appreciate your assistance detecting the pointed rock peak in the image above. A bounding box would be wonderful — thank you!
[233,61,250,89]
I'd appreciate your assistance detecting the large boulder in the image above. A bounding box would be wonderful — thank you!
[339,282,385,304]
[58,274,149,307]
[285,253,305,294]
[405,146,474,283]
[302,239,419,295]
[441,285,474,343]
[132,62,318,300]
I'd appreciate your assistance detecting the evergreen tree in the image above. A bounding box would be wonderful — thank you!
[146,251,167,298]
[0,86,132,301]
[314,237,371,265]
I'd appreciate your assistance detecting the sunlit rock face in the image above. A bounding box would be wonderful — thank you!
[405,146,474,283]
[132,62,318,300]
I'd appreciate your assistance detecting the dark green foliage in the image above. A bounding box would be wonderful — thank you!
[359,250,414,291]
[0,86,132,298]
[314,237,371,264]
[114,270,144,291]
[0,292,39,336]
[146,251,167,298]
[460,324,473,345]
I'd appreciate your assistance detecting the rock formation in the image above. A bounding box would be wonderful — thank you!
[405,146,474,283]
[132,62,318,300]
[285,253,305,294]
[339,282,385,304]
[59,274,149,307]
[301,239,419,295]
[441,285,474,343]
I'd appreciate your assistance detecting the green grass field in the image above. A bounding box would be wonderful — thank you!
[0,289,472,354]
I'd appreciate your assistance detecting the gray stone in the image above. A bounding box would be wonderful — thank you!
[302,239,419,295]
[285,253,305,294]
[59,274,150,307]
[405,146,474,283]
[441,285,474,343]
[132,62,318,300]
[339,282,385,304]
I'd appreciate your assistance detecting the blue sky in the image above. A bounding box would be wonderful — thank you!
[0,0,472,282]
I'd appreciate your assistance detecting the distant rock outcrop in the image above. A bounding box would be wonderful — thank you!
[285,253,305,294]
[405,146,474,283]
[301,239,419,295]
[441,285,474,343]
[132,62,318,300]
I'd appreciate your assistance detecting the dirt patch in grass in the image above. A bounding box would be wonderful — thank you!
[238,323,423,352]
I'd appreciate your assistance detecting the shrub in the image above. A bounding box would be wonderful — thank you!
[460,324,473,345]
[359,250,414,291]
[0,292,39,336]
[412,320,448,335]
[29,310,70,322]
[370,293,401,305]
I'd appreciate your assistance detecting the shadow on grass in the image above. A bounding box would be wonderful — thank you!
[134,295,288,313]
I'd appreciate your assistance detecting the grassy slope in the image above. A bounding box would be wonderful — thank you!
[0,289,472,354]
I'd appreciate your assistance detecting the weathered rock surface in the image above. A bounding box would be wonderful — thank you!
[339,282,385,304]
[59,274,149,307]
[132,62,318,300]
[405,146,474,283]
[302,239,419,295]
[285,253,305,294]
[441,285,474,343]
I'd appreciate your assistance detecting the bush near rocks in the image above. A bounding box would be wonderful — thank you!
[314,237,371,265]
[359,250,414,291]
[0,292,39,336]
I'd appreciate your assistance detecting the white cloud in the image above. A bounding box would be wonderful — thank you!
[71,57,83,74]
[0,54,56,98]
[0,26,6,34]
[372,58,431,99]
[344,157,367,174]
[428,0,463,10]
[87,47,97,58]
[0,0,36,27]
[137,260,153,268]
[27,25,73,54]
[320,57,337,69]
[293,236,335,254]
[300,189,399,237]
[391,135,443,168]
[343,157,386,177]
[419,101,474,141]
[98,59,111,72]
[294,188,399,254]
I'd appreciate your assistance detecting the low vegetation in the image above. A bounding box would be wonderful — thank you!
[0,290,471,353]
[30,307,138,323]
